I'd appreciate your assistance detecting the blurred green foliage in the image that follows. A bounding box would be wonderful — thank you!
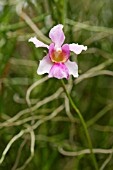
[0,0,113,170]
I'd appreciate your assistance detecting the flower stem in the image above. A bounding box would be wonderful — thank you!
[61,79,98,170]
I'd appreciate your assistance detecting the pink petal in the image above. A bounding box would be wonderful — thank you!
[65,60,78,78]
[49,43,55,61]
[49,63,69,79]
[37,55,53,75]
[69,43,87,54]
[49,24,65,49]
[29,37,49,49]
[62,44,70,61]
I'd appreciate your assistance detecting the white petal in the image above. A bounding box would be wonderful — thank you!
[37,55,53,75]
[65,60,78,78]
[69,43,87,55]
[29,37,49,49]
[49,24,65,49]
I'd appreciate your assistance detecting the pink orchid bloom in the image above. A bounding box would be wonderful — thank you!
[28,24,87,79]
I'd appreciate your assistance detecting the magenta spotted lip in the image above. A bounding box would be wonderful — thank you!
[29,24,87,79]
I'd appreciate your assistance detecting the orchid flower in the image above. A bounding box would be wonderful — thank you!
[29,24,87,79]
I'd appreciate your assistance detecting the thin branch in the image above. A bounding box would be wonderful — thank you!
[75,59,113,84]
[32,105,64,130]
[16,130,35,170]
[0,88,63,127]
[100,149,113,170]
[16,2,51,44]
[0,105,63,165]
[66,19,113,35]
[0,130,25,164]
[87,103,113,127]
[26,76,48,107]
[58,147,113,156]
[11,139,27,170]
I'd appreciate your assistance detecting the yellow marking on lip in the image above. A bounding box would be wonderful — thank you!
[51,50,67,63]
[57,49,62,52]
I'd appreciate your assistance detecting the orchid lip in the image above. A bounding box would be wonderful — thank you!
[49,43,70,63]
[50,50,68,63]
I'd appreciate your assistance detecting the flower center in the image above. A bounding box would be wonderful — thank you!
[50,50,67,63]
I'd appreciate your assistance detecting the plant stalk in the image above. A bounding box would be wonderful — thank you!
[61,79,98,170]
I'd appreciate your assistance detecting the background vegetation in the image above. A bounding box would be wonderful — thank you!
[0,0,113,169]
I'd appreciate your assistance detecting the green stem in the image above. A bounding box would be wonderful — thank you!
[61,79,98,170]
